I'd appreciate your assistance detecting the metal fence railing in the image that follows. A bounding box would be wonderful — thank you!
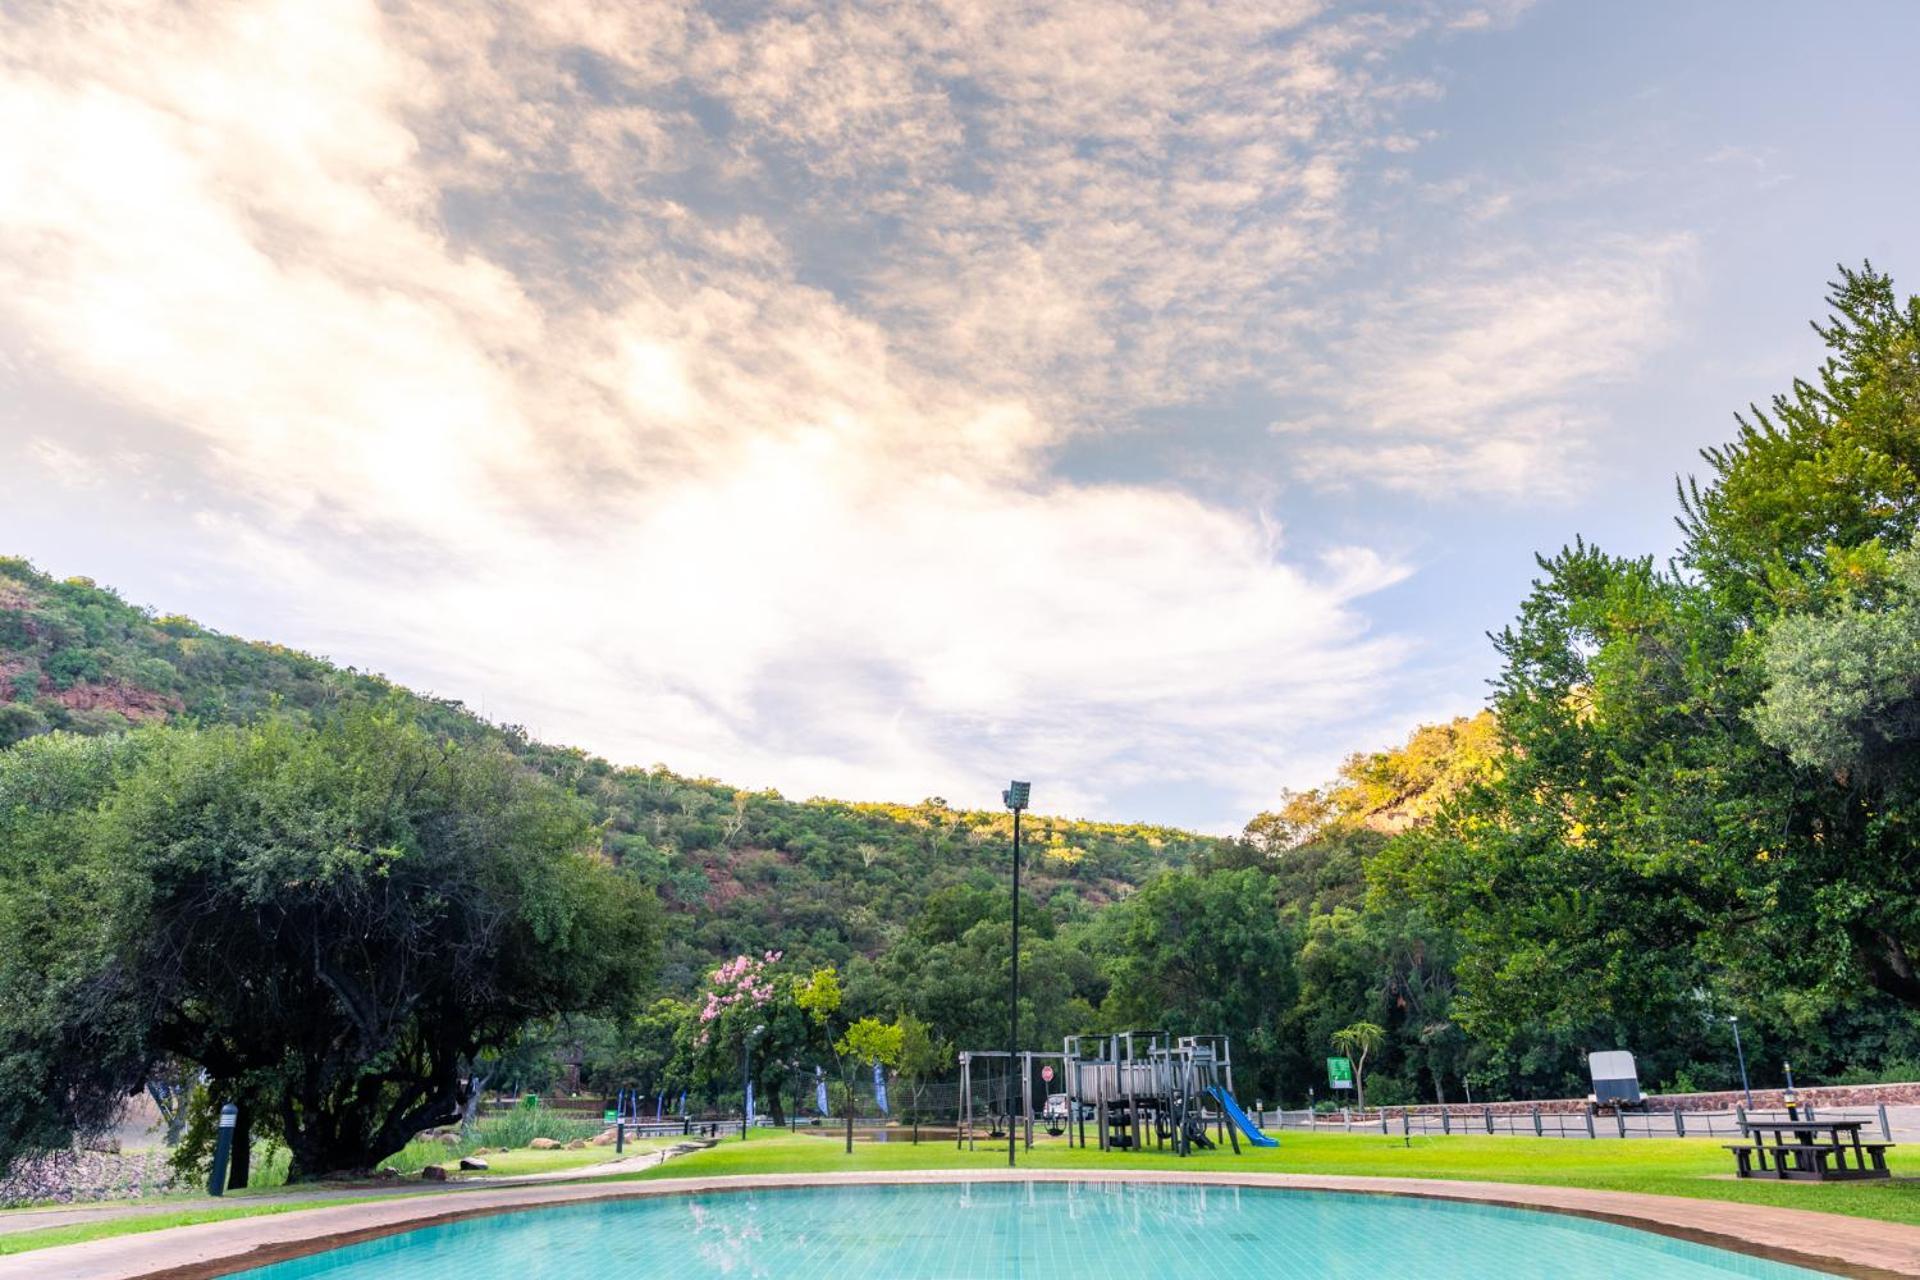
[601,1081,1900,1145]
[1255,1103,1894,1142]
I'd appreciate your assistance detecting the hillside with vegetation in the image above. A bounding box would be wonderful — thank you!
[5,268,1920,1176]
[0,554,1222,1011]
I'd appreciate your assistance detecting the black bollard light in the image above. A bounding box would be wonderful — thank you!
[207,1104,238,1197]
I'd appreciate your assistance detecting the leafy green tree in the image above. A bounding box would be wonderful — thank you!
[1380,265,1920,1083]
[0,732,150,1167]
[1753,541,1920,784]
[1330,1022,1384,1110]
[892,1013,951,1139]
[3,710,662,1178]
[837,1018,905,1071]
[792,966,866,1152]
[466,1023,575,1123]
[833,1017,905,1146]
[582,998,694,1110]
[1101,869,1297,1098]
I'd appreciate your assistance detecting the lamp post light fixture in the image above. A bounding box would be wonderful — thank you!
[1003,780,1030,1168]
[1728,1016,1753,1110]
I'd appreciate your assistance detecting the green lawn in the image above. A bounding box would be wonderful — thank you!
[463,1140,678,1178]
[0,1196,394,1257]
[619,1129,1920,1226]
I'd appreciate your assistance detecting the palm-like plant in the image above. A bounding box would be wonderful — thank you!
[1331,1021,1386,1111]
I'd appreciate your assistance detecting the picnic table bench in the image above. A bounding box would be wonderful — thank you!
[1725,1117,1893,1181]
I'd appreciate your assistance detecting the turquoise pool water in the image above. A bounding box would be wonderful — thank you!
[234,1183,1823,1279]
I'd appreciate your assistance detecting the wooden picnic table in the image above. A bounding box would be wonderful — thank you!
[1728,1117,1893,1181]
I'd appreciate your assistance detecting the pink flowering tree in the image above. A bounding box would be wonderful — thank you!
[694,951,780,1046]
[686,950,819,1127]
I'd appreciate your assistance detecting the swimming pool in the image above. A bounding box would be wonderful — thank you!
[231,1182,1823,1279]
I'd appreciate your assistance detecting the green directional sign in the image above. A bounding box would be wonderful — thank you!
[1327,1056,1354,1090]
[604,1110,619,1125]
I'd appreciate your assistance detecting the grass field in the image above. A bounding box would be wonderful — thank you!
[620,1129,1920,1226]
[0,1196,395,1257]
[461,1140,678,1178]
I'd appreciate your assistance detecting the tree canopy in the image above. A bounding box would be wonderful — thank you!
[0,709,660,1177]
[1379,264,1920,1084]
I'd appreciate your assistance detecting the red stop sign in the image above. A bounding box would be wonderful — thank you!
[1041,1065,1054,1083]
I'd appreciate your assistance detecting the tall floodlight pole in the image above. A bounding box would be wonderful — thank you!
[1728,1016,1753,1110]
[1003,780,1031,1168]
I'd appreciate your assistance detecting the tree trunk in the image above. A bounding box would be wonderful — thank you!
[843,1070,855,1153]
[280,1073,459,1179]
[227,1107,252,1190]
[764,1077,786,1128]
[462,1073,491,1127]
[147,1080,188,1146]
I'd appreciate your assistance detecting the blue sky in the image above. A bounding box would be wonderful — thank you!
[1,0,1915,830]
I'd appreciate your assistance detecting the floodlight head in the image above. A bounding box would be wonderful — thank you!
[1004,780,1031,811]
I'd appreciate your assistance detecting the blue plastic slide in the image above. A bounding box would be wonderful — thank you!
[1208,1086,1279,1147]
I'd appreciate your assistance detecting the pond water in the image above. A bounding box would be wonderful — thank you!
[233,1181,1823,1279]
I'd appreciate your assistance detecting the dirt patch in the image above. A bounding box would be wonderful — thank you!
[52,680,182,722]
[701,867,747,911]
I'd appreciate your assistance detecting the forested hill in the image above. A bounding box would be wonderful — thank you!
[0,557,1228,991]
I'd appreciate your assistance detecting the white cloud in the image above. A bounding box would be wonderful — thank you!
[0,0,1533,822]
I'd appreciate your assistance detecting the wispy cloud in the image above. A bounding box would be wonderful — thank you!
[1283,235,1693,496]
[0,0,1591,821]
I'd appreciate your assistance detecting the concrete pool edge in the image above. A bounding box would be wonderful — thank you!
[3,1169,1914,1280]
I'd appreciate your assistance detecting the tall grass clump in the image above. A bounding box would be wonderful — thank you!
[377,1106,604,1175]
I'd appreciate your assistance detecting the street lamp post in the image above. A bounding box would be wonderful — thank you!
[1003,780,1030,1169]
[1728,1016,1753,1110]
[742,1023,765,1141]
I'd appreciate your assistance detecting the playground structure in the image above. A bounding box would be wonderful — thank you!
[956,1033,1276,1156]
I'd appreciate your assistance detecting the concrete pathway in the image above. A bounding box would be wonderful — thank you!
[3,1169,1916,1280]
[0,1143,699,1238]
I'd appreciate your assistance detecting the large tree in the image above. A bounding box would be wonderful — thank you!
[1380,265,1920,1080]
[2,708,661,1177]
[0,733,150,1164]
[1101,868,1298,1097]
